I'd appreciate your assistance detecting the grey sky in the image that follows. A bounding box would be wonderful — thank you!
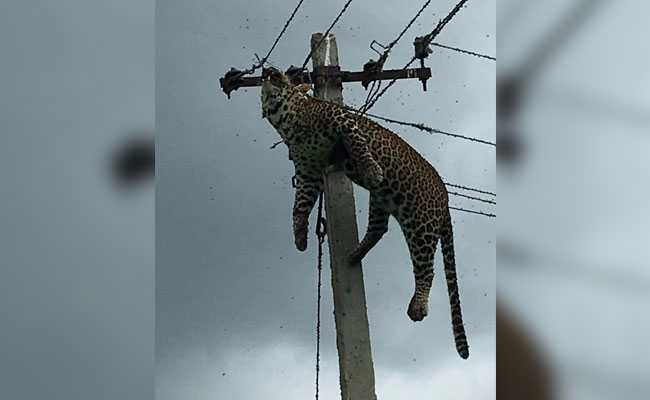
[157,0,495,399]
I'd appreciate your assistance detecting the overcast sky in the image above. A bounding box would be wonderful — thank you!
[156,1,495,399]
[2,1,647,400]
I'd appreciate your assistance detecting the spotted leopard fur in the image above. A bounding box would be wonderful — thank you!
[261,67,469,359]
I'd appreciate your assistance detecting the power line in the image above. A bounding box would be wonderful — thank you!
[448,190,496,205]
[362,80,382,111]
[259,0,308,67]
[228,0,308,80]
[362,0,470,113]
[302,0,354,69]
[431,42,495,61]
[363,111,496,147]
[320,98,495,147]
[449,206,496,218]
[385,0,433,52]
[444,181,496,197]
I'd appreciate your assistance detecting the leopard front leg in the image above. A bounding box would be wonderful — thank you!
[398,216,438,322]
[292,167,323,252]
[341,122,383,188]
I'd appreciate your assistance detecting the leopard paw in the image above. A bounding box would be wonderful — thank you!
[295,232,307,251]
[293,213,309,252]
[407,296,428,322]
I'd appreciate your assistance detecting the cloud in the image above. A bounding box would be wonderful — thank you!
[157,338,495,400]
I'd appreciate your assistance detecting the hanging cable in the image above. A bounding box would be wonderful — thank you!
[314,192,326,400]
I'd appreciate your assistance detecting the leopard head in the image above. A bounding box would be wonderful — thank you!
[261,67,311,119]
[261,67,292,118]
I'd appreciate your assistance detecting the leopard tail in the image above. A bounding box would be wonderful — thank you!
[440,213,470,359]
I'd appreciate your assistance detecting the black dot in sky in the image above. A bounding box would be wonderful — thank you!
[111,135,154,188]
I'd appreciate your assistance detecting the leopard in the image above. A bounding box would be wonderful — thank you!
[261,67,469,359]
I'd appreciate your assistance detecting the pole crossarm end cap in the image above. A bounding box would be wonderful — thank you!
[219,67,246,99]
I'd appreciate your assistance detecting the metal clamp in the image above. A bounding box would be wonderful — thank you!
[361,59,380,90]
[413,36,433,60]
[413,36,433,91]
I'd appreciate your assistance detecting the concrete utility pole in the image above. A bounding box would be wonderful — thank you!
[310,32,377,400]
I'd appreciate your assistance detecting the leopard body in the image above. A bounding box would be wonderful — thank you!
[261,68,469,359]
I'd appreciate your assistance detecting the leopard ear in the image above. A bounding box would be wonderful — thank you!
[296,83,312,94]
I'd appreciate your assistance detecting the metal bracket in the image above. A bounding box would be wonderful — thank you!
[369,40,388,57]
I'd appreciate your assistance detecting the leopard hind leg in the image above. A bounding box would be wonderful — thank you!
[348,194,390,264]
